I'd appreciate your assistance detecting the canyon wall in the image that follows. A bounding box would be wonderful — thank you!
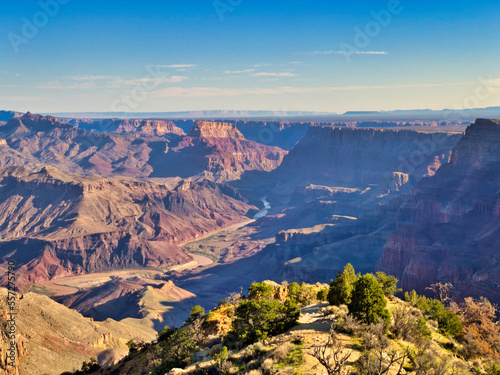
[378,119,500,303]
[250,126,462,284]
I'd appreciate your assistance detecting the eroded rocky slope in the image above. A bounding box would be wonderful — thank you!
[73,118,185,137]
[0,114,286,182]
[0,288,158,375]
[0,166,255,287]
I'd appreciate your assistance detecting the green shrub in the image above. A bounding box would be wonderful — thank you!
[155,328,199,372]
[348,273,390,329]
[316,287,329,302]
[228,298,300,346]
[248,282,275,300]
[186,305,205,323]
[404,290,462,337]
[158,325,175,341]
[375,272,401,298]
[328,263,358,306]
[486,362,500,375]
[287,282,316,305]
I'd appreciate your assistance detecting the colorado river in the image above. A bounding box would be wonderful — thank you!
[253,197,271,219]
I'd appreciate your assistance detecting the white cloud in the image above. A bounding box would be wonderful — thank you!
[253,72,298,77]
[151,64,197,69]
[63,75,118,81]
[224,69,255,74]
[122,76,188,85]
[38,80,98,90]
[38,75,188,90]
[304,50,388,56]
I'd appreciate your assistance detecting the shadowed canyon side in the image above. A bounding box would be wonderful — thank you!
[378,119,500,304]
[237,126,462,204]
[150,121,287,182]
[276,125,460,189]
[233,126,463,284]
[0,166,256,288]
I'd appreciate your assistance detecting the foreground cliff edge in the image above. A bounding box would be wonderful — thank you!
[60,268,499,375]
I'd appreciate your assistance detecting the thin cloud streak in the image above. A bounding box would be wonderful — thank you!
[63,75,119,81]
[224,69,255,74]
[0,96,41,102]
[150,64,197,68]
[253,72,297,77]
[304,50,389,55]
[38,75,188,90]
[151,82,452,98]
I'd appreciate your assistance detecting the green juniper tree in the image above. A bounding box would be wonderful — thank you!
[348,273,390,328]
[328,263,358,306]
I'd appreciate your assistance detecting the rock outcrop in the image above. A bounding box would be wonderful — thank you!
[0,112,159,178]
[54,278,196,329]
[151,121,287,182]
[378,119,500,303]
[76,118,185,137]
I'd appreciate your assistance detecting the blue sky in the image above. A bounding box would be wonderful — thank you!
[1,0,499,113]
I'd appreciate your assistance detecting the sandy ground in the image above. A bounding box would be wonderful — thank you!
[178,219,254,246]
[37,252,213,296]
[38,269,166,295]
[191,253,214,266]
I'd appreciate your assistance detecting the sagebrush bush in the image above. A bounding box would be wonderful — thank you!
[272,342,293,362]
[261,358,274,371]
[244,342,267,359]
[391,305,431,346]
[334,314,362,336]
[361,322,389,351]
